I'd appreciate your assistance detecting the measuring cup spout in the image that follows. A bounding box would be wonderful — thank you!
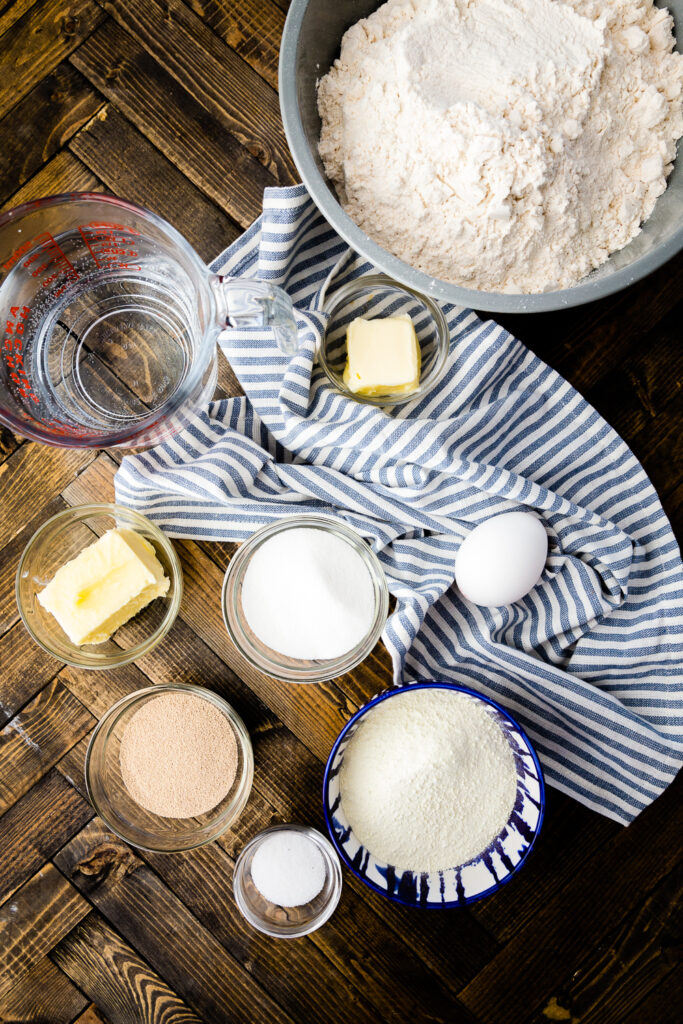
[212,277,298,356]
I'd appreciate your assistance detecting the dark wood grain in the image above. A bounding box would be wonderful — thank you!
[0,61,103,200]
[1,149,101,209]
[0,0,105,119]
[618,968,683,1024]
[0,623,62,727]
[0,1,681,1021]
[0,770,94,899]
[470,786,618,943]
[186,0,285,90]
[458,776,683,1024]
[528,863,683,1024]
[0,864,89,997]
[0,443,95,548]
[55,821,296,1024]
[0,427,21,465]
[72,1006,113,1024]
[71,19,278,227]
[69,104,242,263]
[0,954,88,1024]
[57,822,386,1024]
[0,679,94,812]
[0,0,41,39]
[51,912,204,1024]
[98,0,296,182]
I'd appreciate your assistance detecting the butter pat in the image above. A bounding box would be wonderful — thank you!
[343,314,421,397]
[37,528,170,646]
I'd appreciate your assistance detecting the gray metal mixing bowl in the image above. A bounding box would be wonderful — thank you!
[279,0,683,313]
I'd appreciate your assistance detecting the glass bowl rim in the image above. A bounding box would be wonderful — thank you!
[322,679,546,908]
[221,514,389,683]
[15,502,183,669]
[319,272,451,406]
[84,682,255,853]
[233,822,343,937]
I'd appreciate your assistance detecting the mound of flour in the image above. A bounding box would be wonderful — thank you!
[339,689,517,871]
[318,0,683,293]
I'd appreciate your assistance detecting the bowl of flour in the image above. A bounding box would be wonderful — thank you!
[323,682,544,906]
[280,0,683,312]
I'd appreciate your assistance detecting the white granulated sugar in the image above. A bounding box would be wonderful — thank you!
[340,689,517,871]
[240,527,375,660]
[318,0,683,293]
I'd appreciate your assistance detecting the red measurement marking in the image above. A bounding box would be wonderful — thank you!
[82,220,141,235]
[3,232,52,272]
[17,232,80,298]
[78,222,141,272]
[78,224,101,268]
[1,304,40,405]
[41,231,79,280]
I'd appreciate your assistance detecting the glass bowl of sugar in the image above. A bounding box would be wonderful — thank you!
[221,515,389,683]
[85,683,254,853]
[233,824,343,938]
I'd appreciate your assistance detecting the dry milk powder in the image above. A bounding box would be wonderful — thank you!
[339,689,518,871]
[318,0,683,293]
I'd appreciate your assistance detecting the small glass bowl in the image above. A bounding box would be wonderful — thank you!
[233,824,342,938]
[222,514,389,683]
[16,503,182,669]
[85,684,254,853]
[319,274,450,406]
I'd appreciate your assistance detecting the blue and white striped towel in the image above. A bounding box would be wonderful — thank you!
[116,185,683,825]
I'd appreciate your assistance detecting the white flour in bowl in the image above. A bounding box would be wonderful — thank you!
[339,689,518,871]
[318,0,683,293]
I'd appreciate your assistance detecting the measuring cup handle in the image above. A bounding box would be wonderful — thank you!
[211,276,298,356]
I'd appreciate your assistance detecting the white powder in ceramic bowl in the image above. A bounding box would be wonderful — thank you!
[339,688,518,871]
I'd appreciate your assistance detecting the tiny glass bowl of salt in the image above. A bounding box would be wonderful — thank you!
[233,824,343,938]
[323,681,544,908]
[319,274,450,406]
[222,515,389,683]
[16,503,183,670]
[85,684,254,853]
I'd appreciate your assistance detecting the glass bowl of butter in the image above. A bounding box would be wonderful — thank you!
[16,504,183,669]
[319,274,449,406]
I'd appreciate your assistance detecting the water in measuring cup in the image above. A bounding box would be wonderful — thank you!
[1,225,202,439]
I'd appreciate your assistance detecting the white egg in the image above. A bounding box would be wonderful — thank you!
[455,511,548,607]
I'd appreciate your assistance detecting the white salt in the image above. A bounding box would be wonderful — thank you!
[251,831,326,907]
[240,526,375,660]
[340,689,517,872]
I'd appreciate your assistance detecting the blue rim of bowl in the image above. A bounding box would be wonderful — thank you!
[322,679,545,908]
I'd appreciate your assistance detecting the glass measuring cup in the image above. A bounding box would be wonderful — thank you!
[0,193,297,448]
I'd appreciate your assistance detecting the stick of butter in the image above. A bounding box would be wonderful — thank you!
[37,528,170,646]
[343,314,421,397]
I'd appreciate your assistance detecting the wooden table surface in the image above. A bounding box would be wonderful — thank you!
[0,2,682,1022]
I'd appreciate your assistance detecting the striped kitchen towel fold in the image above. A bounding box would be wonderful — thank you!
[116,184,683,825]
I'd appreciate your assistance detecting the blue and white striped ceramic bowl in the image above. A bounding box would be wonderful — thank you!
[323,681,544,907]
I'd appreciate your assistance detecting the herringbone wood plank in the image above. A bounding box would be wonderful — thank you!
[0,2,681,1022]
